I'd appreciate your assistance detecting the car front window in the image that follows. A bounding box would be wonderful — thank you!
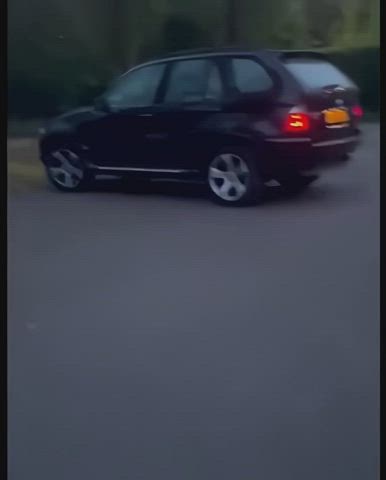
[103,63,166,110]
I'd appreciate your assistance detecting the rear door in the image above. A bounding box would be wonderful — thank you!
[142,57,225,172]
[224,55,280,124]
[281,54,361,142]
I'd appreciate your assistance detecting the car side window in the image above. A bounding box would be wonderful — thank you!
[104,63,166,110]
[164,59,223,104]
[231,58,273,94]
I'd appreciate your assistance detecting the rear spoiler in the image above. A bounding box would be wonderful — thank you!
[270,50,329,61]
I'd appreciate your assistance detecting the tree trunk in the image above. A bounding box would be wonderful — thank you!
[226,0,238,44]
[110,0,127,71]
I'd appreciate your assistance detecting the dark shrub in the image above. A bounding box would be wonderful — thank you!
[328,47,379,112]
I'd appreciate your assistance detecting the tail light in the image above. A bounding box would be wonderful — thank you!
[351,105,363,119]
[284,112,310,133]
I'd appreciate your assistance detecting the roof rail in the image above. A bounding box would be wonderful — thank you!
[270,49,328,59]
[147,46,258,61]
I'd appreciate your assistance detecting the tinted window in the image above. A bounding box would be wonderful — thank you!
[104,63,166,109]
[283,58,356,90]
[164,59,223,104]
[231,58,273,93]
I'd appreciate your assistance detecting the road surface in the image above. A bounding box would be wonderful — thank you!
[8,124,379,480]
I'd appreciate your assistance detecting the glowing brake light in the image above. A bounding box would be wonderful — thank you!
[284,113,310,133]
[351,105,363,119]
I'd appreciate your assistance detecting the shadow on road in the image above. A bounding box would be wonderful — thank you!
[81,177,366,208]
[88,178,304,203]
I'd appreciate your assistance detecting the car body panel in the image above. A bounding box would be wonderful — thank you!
[39,48,361,182]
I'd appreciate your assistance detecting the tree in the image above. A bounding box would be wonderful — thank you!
[226,0,238,44]
[304,0,344,47]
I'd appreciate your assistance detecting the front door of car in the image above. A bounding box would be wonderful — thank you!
[80,62,167,169]
[140,58,225,172]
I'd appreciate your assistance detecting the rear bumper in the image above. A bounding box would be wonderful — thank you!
[263,132,360,175]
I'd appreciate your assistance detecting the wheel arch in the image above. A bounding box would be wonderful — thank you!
[197,132,267,175]
[40,132,79,163]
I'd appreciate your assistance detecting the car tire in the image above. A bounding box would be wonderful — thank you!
[207,146,265,206]
[44,142,93,192]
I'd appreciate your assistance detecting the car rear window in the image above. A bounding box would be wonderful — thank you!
[231,58,273,94]
[283,57,356,90]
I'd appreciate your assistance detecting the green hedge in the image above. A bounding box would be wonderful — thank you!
[328,47,379,112]
[8,47,379,119]
[8,70,111,119]
[8,55,114,119]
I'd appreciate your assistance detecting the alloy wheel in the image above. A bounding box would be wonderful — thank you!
[46,148,84,189]
[208,153,251,201]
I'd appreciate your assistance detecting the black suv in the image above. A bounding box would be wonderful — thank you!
[39,48,362,205]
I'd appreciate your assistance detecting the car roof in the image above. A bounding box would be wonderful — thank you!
[152,47,262,59]
[121,48,327,77]
[123,47,269,76]
[147,47,326,61]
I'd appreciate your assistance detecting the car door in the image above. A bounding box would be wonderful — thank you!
[141,57,225,172]
[79,62,167,169]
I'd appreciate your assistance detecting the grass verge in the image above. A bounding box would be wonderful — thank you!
[8,138,45,193]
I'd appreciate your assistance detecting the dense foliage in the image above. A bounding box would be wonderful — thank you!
[8,0,379,117]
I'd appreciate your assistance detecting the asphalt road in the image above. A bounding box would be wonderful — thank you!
[8,124,379,480]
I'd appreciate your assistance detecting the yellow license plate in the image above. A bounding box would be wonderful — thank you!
[323,108,350,125]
